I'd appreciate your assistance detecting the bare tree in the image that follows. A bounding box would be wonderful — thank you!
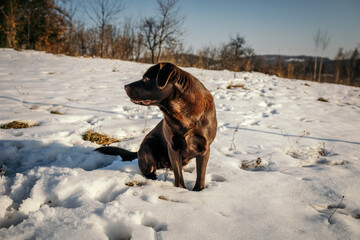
[60,0,82,55]
[140,17,161,63]
[334,48,344,84]
[219,34,254,73]
[0,0,18,48]
[317,31,331,82]
[86,0,124,58]
[201,45,218,69]
[73,24,90,55]
[133,32,144,61]
[155,0,184,62]
[107,18,137,60]
[313,30,321,81]
[347,48,359,85]
[119,18,137,60]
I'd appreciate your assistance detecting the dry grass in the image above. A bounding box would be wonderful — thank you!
[1,121,38,129]
[317,142,326,156]
[158,195,180,203]
[328,196,345,224]
[229,123,240,151]
[285,131,310,155]
[82,130,120,146]
[29,105,40,110]
[226,82,249,90]
[240,157,262,170]
[125,181,146,187]
[317,97,329,102]
[50,110,63,115]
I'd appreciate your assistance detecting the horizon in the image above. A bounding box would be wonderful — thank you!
[118,0,360,59]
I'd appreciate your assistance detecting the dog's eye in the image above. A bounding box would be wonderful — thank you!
[143,77,150,82]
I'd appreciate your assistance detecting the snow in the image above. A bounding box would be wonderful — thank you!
[0,48,360,239]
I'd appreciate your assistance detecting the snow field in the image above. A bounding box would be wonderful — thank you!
[0,49,360,239]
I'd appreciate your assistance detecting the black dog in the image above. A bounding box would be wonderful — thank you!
[96,63,217,191]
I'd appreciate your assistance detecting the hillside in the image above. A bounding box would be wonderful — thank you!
[0,49,359,239]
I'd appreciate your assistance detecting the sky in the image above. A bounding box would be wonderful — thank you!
[104,0,360,59]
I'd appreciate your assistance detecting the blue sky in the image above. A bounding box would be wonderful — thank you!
[118,0,360,59]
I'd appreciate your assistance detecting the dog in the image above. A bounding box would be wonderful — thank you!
[96,62,217,191]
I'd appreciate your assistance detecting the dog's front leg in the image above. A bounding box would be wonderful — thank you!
[168,146,186,188]
[193,150,210,191]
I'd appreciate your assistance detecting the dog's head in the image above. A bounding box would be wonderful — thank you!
[124,62,180,106]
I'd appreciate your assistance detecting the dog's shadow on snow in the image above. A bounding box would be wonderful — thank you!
[0,140,138,177]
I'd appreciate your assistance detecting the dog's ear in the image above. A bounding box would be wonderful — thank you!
[156,63,177,89]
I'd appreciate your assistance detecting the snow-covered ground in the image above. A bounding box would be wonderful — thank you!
[0,48,359,239]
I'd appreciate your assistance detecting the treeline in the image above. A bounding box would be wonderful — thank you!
[1,0,359,86]
[0,0,185,61]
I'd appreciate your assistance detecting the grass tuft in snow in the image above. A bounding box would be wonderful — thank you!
[284,130,310,155]
[317,142,326,156]
[317,97,329,102]
[226,82,249,90]
[50,110,63,115]
[229,123,240,151]
[82,130,120,146]
[328,196,345,224]
[240,157,261,169]
[0,121,38,129]
[29,105,40,110]
[241,157,262,170]
[240,154,272,171]
[158,195,180,203]
[125,181,146,187]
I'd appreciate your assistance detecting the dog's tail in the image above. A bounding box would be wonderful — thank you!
[95,147,138,162]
